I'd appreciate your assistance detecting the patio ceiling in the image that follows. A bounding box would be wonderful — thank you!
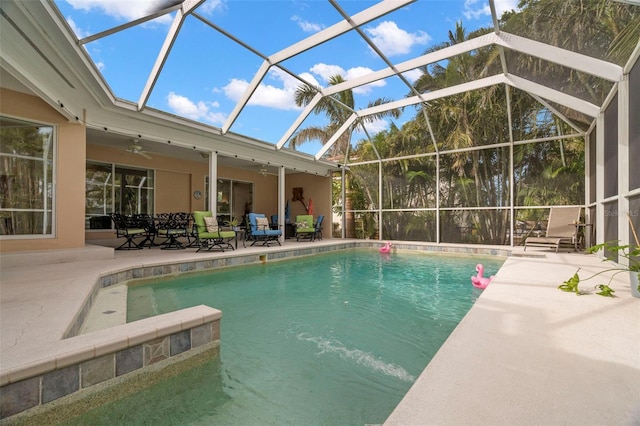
[1,0,639,169]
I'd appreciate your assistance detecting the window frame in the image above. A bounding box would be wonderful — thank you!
[85,161,155,230]
[0,115,57,239]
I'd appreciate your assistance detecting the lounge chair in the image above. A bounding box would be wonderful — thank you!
[295,215,316,241]
[524,206,582,252]
[247,213,282,246]
[109,213,146,250]
[192,211,235,252]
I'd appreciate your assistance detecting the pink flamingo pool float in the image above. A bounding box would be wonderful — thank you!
[471,264,494,289]
[379,242,392,253]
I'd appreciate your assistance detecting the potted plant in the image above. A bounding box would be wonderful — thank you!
[559,242,640,298]
[225,217,240,231]
[560,214,639,298]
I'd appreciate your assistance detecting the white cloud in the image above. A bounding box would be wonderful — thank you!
[167,92,226,125]
[307,64,385,95]
[65,16,88,38]
[221,68,305,111]
[362,118,389,135]
[402,69,423,83]
[201,0,225,16]
[494,0,519,16]
[218,63,389,112]
[309,63,345,82]
[292,15,324,33]
[66,0,173,24]
[297,72,321,89]
[364,21,430,57]
[344,67,385,95]
[463,0,519,20]
[222,79,248,102]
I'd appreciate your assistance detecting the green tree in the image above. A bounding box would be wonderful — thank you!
[290,74,401,237]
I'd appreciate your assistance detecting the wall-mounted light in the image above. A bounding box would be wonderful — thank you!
[259,165,269,177]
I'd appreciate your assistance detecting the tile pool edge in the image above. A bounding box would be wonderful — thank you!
[3,343,220,426]
[0,241,512,420]
[68,241,511,339]
[0,305,221,419]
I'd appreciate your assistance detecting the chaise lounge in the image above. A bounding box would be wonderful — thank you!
[524,206,582,252]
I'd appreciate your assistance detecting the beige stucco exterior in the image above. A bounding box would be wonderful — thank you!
[1,88,331,253]
[1,88,87,252]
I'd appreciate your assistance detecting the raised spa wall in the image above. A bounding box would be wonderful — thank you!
[0,242,510,420]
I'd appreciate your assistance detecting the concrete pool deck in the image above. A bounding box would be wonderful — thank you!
[1,240,638,424]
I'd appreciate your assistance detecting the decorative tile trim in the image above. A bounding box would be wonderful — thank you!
[0,306,221,419]
[2,242,510,420]
[64,240,507,361]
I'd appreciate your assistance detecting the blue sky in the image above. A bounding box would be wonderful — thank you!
[55,0,518,155]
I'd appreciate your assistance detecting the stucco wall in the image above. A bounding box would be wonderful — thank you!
[218,165,278,219]
[84,154,330,240]
[285,172,331,239]
[84,144,210,241]
[0,89,86,253]
[0,89,332,251]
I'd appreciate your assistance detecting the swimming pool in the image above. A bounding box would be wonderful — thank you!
[68,249,504,425]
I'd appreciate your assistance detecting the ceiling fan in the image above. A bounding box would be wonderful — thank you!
[126,139,152,159]
[257,164,271,177]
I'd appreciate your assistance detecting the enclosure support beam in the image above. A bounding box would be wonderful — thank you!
[618,76,631,257]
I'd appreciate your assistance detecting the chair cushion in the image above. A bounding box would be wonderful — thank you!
[295,215,314,232]
[204,216,218,232]
[200,230,235,239]
[256,217,269,228]
[126,228,146,235]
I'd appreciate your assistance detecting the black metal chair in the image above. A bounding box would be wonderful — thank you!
[156,212,191,250]
[132,213,158,248]
[109,213,146,250]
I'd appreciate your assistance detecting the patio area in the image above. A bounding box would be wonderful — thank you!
[1,241,638,424]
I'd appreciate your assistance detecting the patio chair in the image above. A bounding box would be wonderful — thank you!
[156,212,191,250]
[314,215,324,240]
[524,206,582,252]
[109,213,146,250]
[247,213,282,246]
[295,215,316,242]
[192,211,235,252]
[132,213,159,248]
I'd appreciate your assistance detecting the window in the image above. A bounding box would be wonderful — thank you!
[215,178,252,226]
[85,162,154,229]
[0,116,55,237]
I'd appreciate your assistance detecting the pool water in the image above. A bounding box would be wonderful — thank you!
[69,250,503,425]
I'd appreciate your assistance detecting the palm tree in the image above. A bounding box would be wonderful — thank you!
[500,0,640,120]
[291,75,401,158]
[290,74,401,237]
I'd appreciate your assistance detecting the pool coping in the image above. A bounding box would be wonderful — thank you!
[0,240,512,419]
[77,242,513,336]
[384,252,640,425]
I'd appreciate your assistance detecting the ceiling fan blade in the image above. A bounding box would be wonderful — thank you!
[138,151,153,160]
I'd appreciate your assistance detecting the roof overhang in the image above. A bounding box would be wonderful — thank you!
[0,0,339,176]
